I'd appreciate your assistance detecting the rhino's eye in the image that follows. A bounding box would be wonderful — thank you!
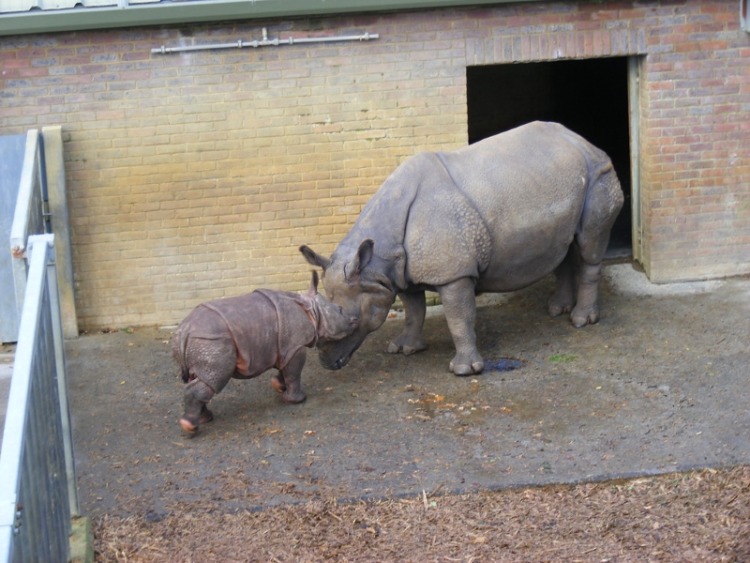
[375,279,392,292]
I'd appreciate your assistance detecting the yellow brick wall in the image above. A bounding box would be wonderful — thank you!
[49,16,468,329]
[1,1,748,329]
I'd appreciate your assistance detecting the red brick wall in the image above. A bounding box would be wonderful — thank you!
[637,3,750,281]
[0,0,748,329]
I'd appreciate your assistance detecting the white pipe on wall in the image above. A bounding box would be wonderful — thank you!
[151,27,379,54]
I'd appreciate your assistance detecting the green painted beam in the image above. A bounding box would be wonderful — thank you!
[0,0,539,37]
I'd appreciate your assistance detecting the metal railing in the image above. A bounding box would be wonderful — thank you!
[0,234,78,563]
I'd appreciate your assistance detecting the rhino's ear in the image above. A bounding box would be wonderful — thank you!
[347,239,374,280]
[300,245,331,271]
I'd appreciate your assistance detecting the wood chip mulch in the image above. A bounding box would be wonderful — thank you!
[94,465,750,562]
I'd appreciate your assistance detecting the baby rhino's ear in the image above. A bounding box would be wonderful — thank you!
[306,270,319,297]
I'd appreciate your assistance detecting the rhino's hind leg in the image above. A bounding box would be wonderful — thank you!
[438,278,484,376]
[180,338,236,435]
[569,165,624,328]
[570,261,603,327]
[548,248,577,317]
[387,290,428,356]
[181,377,218,435]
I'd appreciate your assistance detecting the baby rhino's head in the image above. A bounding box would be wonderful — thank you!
[305,271,359,343]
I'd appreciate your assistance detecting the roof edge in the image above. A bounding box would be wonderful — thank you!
[0,0,540,37]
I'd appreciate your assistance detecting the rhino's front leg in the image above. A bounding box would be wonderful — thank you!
[387,290,428,356]
[274,349,307,404]
[437,277,484,376]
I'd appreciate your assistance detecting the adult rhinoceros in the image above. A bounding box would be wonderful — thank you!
[300,121,624,375]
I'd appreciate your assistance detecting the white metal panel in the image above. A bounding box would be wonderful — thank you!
[0,0,40,14]
[51,0,118,8]
[2,0,178,12]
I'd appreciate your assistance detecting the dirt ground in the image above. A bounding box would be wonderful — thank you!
[93,466,750,562]
[64,263,750,561]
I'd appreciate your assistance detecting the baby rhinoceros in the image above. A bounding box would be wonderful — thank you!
[172,272,356,435]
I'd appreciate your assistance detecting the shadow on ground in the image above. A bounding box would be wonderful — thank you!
[66,264,750,518]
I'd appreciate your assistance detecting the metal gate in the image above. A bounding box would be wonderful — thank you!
[0,234,79,562]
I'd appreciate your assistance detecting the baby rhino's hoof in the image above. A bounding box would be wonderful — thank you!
[180,418,198,435]
[179,408,213,436]
[271,374,286,394]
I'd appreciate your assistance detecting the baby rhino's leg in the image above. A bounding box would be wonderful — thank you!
[270,372,285,394]
[180,337,236,435]
[181,378,216,434]
[273,349,307,404]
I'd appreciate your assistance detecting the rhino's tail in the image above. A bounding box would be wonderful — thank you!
[172,327,191,383]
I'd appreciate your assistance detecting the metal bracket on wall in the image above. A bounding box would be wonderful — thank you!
[151,27,379,55]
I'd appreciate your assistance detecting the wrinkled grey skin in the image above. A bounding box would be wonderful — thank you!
[172,272,356,434]
[301,121,624,376]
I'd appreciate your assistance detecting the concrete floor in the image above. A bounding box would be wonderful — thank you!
[56,264,750,517]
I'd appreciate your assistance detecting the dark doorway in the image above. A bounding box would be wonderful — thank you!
[466,58,632,257]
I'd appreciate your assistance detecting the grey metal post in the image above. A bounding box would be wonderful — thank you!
[42,235,80,516]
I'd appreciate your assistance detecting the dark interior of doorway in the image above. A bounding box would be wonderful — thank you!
[466,57,632,258]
